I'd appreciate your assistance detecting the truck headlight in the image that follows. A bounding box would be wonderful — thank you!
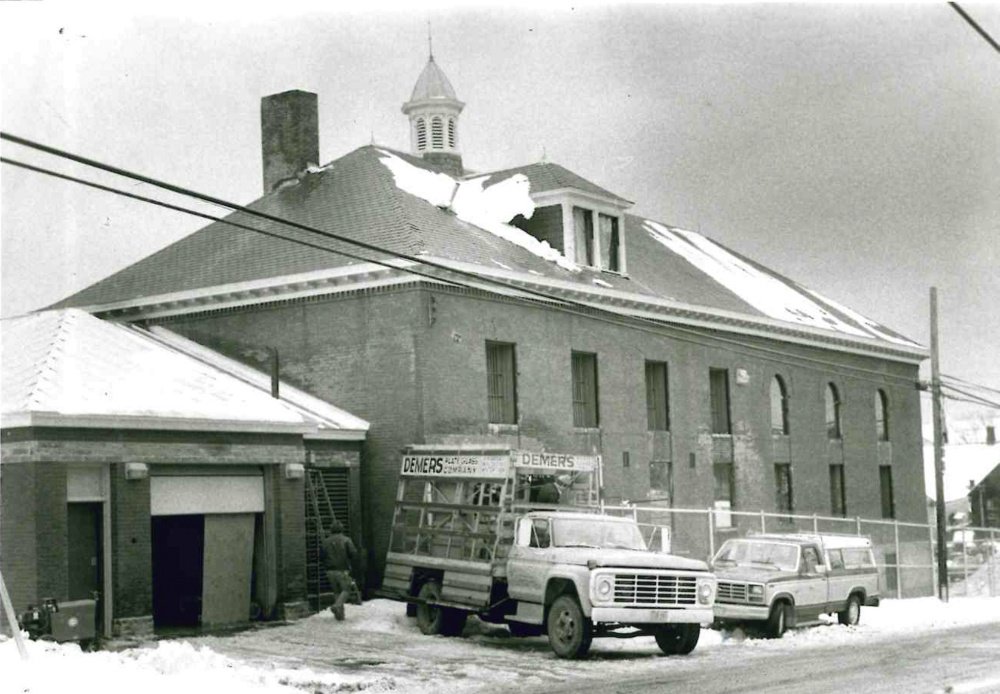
[595,576,614,600]
[697,580,715,605]
[748,584,764,602]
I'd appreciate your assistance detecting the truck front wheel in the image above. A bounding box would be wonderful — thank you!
[767,601,791,639]
[654,624,700,655]
[838,594,861,626]
[546,595,592,659]
[415,582,467,637]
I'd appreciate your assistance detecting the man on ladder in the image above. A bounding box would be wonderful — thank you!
[320,519,359,621]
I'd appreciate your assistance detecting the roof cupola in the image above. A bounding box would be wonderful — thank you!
[402,40,464,177]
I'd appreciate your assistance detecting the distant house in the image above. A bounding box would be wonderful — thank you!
[923,411,1000,528]
[49,53,928,589]
[1,309,367,637]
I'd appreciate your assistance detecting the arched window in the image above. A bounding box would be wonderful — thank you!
[825,383,842,439]
[431,116,444,149]
[447,118,456,149]
[415,118,427,152]
[875,389,889,441]
[770,375,790,435]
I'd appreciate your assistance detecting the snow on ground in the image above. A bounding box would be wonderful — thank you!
[4,597,1000,694]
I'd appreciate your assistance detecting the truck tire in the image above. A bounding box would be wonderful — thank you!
[546,595,593,659]
[838,594,861,626]
[767,601,791,639]
[654,624,700,655]
[415,582,467,637]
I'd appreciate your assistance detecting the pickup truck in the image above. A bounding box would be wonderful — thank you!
[380,447,717,659]
[711,533,881,638]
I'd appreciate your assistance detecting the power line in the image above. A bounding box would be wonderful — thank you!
[941,373,1000,398]
[940,382,1000,410]
[948,3,1000,54]
[1,133,924,388]
[920,389,1000,410]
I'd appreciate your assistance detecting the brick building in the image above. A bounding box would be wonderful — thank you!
[50,55,928,589]
[0,309,367,637]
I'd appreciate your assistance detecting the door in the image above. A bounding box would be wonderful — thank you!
[506,517,551,603]
[795,545,828,621]
[67,503,102,601]
[201,513,255,627]
[152,515,205,627]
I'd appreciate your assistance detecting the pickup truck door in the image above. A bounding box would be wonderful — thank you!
[794,545,828,620]
[506,518,551,604]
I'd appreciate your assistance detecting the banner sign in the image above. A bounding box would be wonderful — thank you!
[399,454,509,479]
[513,451,599,472]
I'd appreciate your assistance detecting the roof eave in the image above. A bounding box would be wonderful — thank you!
[0,411,317,435]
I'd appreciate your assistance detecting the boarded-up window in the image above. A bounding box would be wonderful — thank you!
[879,465,895,519]
[486,341,517,424]
[875,389,889,441]
[598,213,620,272]
[775,463,793,513]
[573,207,595,266]
[770,375,790,435]
[826,383,842,439]
[645,361,670,431]
[710,368,731,434]
[714,462,734,506]
[830,464,847,517]
[571,351,599,428]
[649,461,672,504]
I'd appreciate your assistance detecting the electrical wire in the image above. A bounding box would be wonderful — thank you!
[940,382,1000,410]
[941,374,1000,398]
[948,2,1000,54]
[1,132,926,388]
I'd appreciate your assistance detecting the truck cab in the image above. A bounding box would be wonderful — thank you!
[380,447,717,658]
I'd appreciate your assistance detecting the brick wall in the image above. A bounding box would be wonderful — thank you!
[111,463,152,620]
[0,462,37,629]
[157,283,923,584]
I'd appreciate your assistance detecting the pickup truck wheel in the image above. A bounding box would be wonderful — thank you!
[415,582,467,637]
[546,595,592,659]
[654,624,700,655]
[767,602,791,639]
[838,594,861,626]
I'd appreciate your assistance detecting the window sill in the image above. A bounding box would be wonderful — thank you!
[572,426,601,433]
[487,423,519,434]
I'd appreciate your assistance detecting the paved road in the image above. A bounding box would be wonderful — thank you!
[533,622,1000,694]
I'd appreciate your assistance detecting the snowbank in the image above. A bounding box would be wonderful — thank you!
[4,597,999,694]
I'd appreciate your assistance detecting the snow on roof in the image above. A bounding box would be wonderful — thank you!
[0,309,367,437]
[377,149,578,272]
[643,220,912,344]
[924,442,1000,502]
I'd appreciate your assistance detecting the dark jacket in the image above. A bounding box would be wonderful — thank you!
[320,531,357,572]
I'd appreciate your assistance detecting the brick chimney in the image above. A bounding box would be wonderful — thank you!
[261,90,319,194]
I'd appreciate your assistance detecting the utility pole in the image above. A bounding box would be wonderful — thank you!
[931,287,948,601]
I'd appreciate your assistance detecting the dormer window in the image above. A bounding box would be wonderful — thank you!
[570,206,622,272]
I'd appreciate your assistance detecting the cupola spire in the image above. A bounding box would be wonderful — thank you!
[402,37,465,177]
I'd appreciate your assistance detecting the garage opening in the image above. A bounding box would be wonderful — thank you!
[152,515,205,627]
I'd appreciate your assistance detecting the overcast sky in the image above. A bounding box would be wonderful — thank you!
[2,2,998,402]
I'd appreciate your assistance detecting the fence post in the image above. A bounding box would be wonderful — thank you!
[760,510,766,534]
[893,520,902,600]
[856,517,862,536]
[962,529,969,594]
[707,508,715,561]
[928,522,939,600]
[813,513,819,534]
[991,529,997,598]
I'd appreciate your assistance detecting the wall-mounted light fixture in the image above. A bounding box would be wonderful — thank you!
[283,463,306,480]
[124,462,149,480]
[735,368,750,386]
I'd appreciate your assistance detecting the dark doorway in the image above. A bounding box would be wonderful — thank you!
[152,515,205,627]
[67,502,103,633]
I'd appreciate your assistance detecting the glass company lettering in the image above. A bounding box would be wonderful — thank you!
[400,451,598,478]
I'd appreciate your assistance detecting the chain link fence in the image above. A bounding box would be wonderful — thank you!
[599,502,1000,599]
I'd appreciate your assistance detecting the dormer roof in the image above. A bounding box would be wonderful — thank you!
[477,161,632,207]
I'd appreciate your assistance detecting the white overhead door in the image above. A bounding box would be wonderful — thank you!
[150,474,264,516]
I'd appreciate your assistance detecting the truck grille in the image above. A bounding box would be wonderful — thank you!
[612,574,697,606]
[716,581,748,603]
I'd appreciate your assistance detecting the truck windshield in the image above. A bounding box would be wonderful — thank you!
[551,518,647,551]
[713,540,799,572]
